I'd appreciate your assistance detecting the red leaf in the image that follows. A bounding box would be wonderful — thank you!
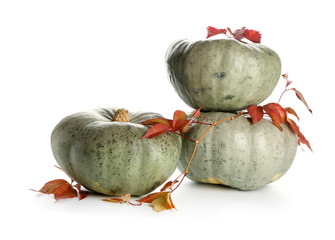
[266,103,287,123]
[206,26,227,38]
[53,183,78,201]
[291,88,313,114]
[191,106,204,118]
[74,184,89,200]
[285,107,300,121]
[247,105,264,125]
[286,118,312,151]
[282,72,292,87]
[244,29,261,43]
[140,123,171,139]
[263,104,283,131]
[227,27,246,41]
[137,191,176,212]
[141,118,172,127]
[33,179,69,194]
[172,110,188,132]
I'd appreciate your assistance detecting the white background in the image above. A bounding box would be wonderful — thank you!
[1,0,334,239]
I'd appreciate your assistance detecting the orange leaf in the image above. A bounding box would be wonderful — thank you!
[102,193,131,204]
[263,103,283,131]
[291,88,313,114]
[140,123,171,139]
[191,106,204,119]
[53,183,78,201]
[285,107,300,121]
[172,110,188,132]
[247,105,264,125]
[266,103,287,123]
[34,179,69,194]
[141,118,172,127]
[137,192,161,203]
[160,181,178,192]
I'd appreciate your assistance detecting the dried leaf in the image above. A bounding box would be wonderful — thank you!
[227,27,246,41]
[206,26,227,38]
[140,123,171,139]
[291,88,313,114]
[34,179,69,194]
[102,194,131,204]
[263,104,283,131]
[282,72,292,87]
[285,107,300,121]
[150,192,176,212]
[286,118,312,151]
[160,181,177,192]
[53,183,78,201]
[244,29,261,43]
[247,105,264,125]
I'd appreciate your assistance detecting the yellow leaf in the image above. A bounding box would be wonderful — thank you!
[150,192,176,212]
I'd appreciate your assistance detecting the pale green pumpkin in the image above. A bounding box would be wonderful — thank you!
[166,39,281,111]
[178,112,297,190]
[51,108,182,196]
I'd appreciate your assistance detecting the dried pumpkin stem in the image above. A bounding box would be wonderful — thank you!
[112,109,129,122]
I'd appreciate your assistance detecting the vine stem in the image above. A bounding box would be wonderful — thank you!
[172,111,244,185]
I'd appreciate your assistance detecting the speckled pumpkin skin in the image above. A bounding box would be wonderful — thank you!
[166,39,281,111]
[51,108,182,196]
[178,112,297,190]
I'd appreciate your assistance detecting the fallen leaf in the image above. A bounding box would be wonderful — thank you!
[31,179,78,201]
[150,192,176,212]
[74,184,89,200]
[102,193,131,204]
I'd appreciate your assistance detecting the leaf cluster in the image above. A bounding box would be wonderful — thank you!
[206,26,261,43]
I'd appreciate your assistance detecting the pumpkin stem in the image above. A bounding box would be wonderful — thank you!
[112,109,129,122]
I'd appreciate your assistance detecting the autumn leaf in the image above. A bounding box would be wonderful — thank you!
[138,192,176,212]
[247,105,264,125]
[285,107,300,121]
[30,179,78,201]
[102,194,131,204]
[262,103,283,131]
[282,72,292,87]
[286,118,312,151]
[207,26,261,43]
[227,27,246,42]
[172,110,188,132]
[140,123,171,139]
[74,184,90,200]
[244,29,261,43]
[206,26,227,38]
[291,88,313,114]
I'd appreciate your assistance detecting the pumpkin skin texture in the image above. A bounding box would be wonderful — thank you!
[178,112,297,190]
[51,108,182,196]
[166,39,281,111]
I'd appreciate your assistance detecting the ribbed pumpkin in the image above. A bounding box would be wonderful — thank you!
[178,112,298,190]
[51,108,182,196]
[166,39,281,111]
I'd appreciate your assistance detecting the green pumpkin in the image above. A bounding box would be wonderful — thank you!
[178,112,297,190]
[51,108,182,196]
[166,39,281,111]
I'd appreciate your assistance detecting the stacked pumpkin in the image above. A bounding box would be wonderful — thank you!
[166,36,298,190]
